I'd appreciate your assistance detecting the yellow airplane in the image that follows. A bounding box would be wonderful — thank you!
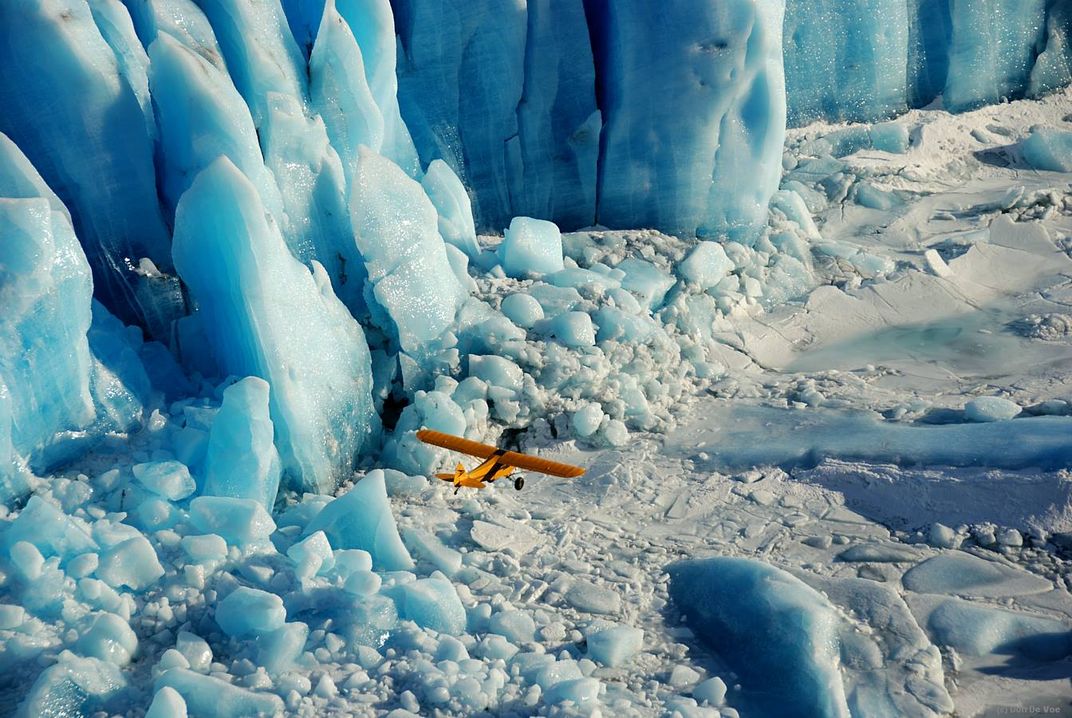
[416,429,585,492]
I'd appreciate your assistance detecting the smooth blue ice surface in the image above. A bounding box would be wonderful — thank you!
[590,0,787,239]
[393,0,527,229]
[172,158,377,493]
[783,0,909,125]
[668,557,849,718]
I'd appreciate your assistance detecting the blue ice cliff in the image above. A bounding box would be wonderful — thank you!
[0,0,1064,499]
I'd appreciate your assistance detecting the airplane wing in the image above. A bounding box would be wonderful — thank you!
[416,429,499,459]
[499,451,585,478]
[416,429,585,479]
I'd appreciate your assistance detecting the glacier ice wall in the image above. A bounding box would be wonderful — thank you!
[0,0,180,336]
[784,0,1069,124]
[172,158,378,495]
[0,135,148,503]
[589,0,787,240]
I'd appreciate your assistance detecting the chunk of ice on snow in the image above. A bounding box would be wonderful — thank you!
[679,242,733,289]
[77,612,137,666]
[390,574,466,635]
[668,557,850,718]
[489,610,536,644]
[964,396,1022,422]
[498,217,565,278]
[500,293,544,329]
[617,258,675,311]
[927,598,1072,661]
[256,622,309,676]
[21,653,126,718]
[202,377,281,510]
[145,686,187,718]
[287,530,335,580]
[215,586,286,638]
[564,579,621,615]
[551,311,597,348]
[1021,126,1072,172]
[132,461,195,501]
[97,536,164,591]
[303,470,413,571]
[902,552,1052,598]
[155,668,283,717]
[188,497,276,546]
[586,624,643,667]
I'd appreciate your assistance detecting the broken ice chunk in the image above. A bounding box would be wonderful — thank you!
[389,574,466,635]
[215,586,286,638]
[586,623,643,667]
[97,536,164,591]
[202,377,282,510]
[422,160,479,257]
[188,496,276,546]
[303,471,414,571]
[132,461,195,501]
[498,217,565,278]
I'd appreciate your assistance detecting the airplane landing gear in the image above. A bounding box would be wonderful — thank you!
[514,476,525,491]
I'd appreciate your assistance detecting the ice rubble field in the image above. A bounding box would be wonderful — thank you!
[3,0,1072,717]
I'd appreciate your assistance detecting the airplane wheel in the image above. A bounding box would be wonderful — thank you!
[514,477,525,491]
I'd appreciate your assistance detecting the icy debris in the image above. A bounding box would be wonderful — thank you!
[964,396,1022,422]
[172,157,377,493]
[189,496,276,546]
[133,461,195,502]
[669,557,850,718]
[98,536,165,591]
[902,552,1052,597]
[586,623,643,667]
[156,668,283,717]
[19,653,127,718]
[498,217,565,278]
[401,527,463,577]
[1021,125,1072,172]
[923,249,953,278]
[215,586,286,638]
[202,377,281,510]
[303,470,414,571]
[470,519,542,553]
[146,686,188,718]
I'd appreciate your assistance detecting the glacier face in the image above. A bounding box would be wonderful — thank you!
[0,0,1067,499]
[0,135,148,504]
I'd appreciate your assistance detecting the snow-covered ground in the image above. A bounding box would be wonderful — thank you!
[5,90,1072,718]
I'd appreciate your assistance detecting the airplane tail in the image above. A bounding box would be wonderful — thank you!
[436,463,466,482]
